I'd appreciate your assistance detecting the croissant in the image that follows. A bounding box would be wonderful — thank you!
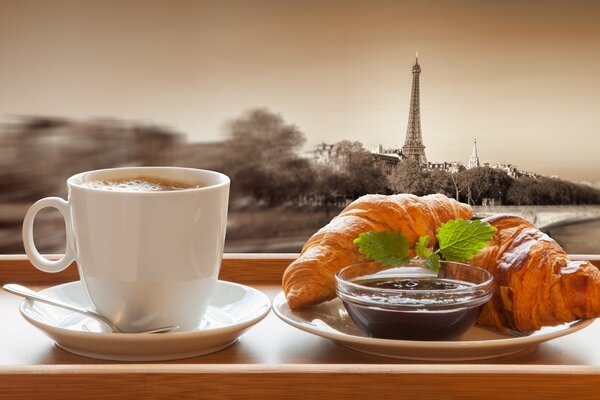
[283,193,473,309]
[471,215,600,333]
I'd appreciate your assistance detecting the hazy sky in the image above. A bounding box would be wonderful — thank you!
[1,0,599,180]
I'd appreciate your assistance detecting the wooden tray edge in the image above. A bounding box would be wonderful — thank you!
[1,254,598,285]
[0,364,600,398]
[0,253,300,285]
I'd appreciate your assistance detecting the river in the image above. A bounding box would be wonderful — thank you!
[546,219,600,255]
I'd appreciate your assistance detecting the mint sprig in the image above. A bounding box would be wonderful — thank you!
[436,219,498,262]
[353,231,410,267]
[354,219,497,272]
[415,236,432,258]
[415,236,441,271]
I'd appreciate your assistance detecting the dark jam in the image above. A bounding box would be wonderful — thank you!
[366,278,466,291]
[342,278,483,341]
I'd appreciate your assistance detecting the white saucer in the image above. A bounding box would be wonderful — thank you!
[273,291,593,361]
[20,281,271,361]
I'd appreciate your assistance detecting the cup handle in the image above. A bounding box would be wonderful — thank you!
[22,197,76,273]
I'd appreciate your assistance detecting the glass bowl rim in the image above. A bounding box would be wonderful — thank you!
[335,259,494,295]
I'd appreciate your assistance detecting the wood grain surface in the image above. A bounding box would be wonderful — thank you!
[0,254,600,399]
[0,253,296,285]
[0,365,599,399]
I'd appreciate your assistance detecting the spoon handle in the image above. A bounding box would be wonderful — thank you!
[3,283,117,331]
[3,284,179,334]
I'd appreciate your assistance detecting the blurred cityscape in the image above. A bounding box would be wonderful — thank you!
[1,109,600,255]
[2,1,600,256]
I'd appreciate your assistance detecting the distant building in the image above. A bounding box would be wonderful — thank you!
[490,163,519,178]
[467,138,480,169]
[520,170,541,178]
[310,142,348,171]
[371,145,403,174]
[370,144,403,158]
[402,53,428,165]
[427,161,465,173]
[464,138,540,178]
[370,54,428,170]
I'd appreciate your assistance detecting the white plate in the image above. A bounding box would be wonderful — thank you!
[20,281,271,361]
[273,291,593,361]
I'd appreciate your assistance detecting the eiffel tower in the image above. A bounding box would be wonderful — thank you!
[402,53,427,165]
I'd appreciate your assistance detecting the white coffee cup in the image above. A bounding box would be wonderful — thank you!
[22,167,230,332]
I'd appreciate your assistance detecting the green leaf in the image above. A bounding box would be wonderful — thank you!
[415,236,441,272]
[436,219,497,262]
[425,252,441,272]
[353,231,410,267]
[415,236,432,259]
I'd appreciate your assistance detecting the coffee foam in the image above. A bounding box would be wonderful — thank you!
[83,177,202,192]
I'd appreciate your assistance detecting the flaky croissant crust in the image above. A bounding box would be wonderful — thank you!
[283,193,473,309]
[472,215,600,333]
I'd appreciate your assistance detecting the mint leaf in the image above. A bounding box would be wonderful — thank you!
[415,236,432,259]
[415,236,441,272]
[353,231,410,267]
[436,219,497,262]
[425,252,441,272]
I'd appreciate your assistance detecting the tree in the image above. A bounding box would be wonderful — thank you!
[221,108,308,205]
[266,157,314,205]
[323,141,388,198]
[506,177,532,205]
[425,168,454,197]
[388,159,428,195]
[388,159,454,196]
[506,176,600,205]
[449,172,466,201]
[312,164,350,217]
[305,140,388,210]
[455,167,513,205]
[227,108,305,160]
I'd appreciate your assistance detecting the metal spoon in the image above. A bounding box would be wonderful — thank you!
[3,284,178,334]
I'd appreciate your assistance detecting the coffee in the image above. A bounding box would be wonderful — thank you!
[23,166,230,332]
[84,176,202,192]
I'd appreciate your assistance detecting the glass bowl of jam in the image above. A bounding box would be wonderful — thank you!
[335,261,494,341]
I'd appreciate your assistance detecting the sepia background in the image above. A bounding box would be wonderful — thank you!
[1,0,599,254]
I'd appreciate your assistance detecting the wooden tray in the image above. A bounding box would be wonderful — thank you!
[1,254,600,399]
